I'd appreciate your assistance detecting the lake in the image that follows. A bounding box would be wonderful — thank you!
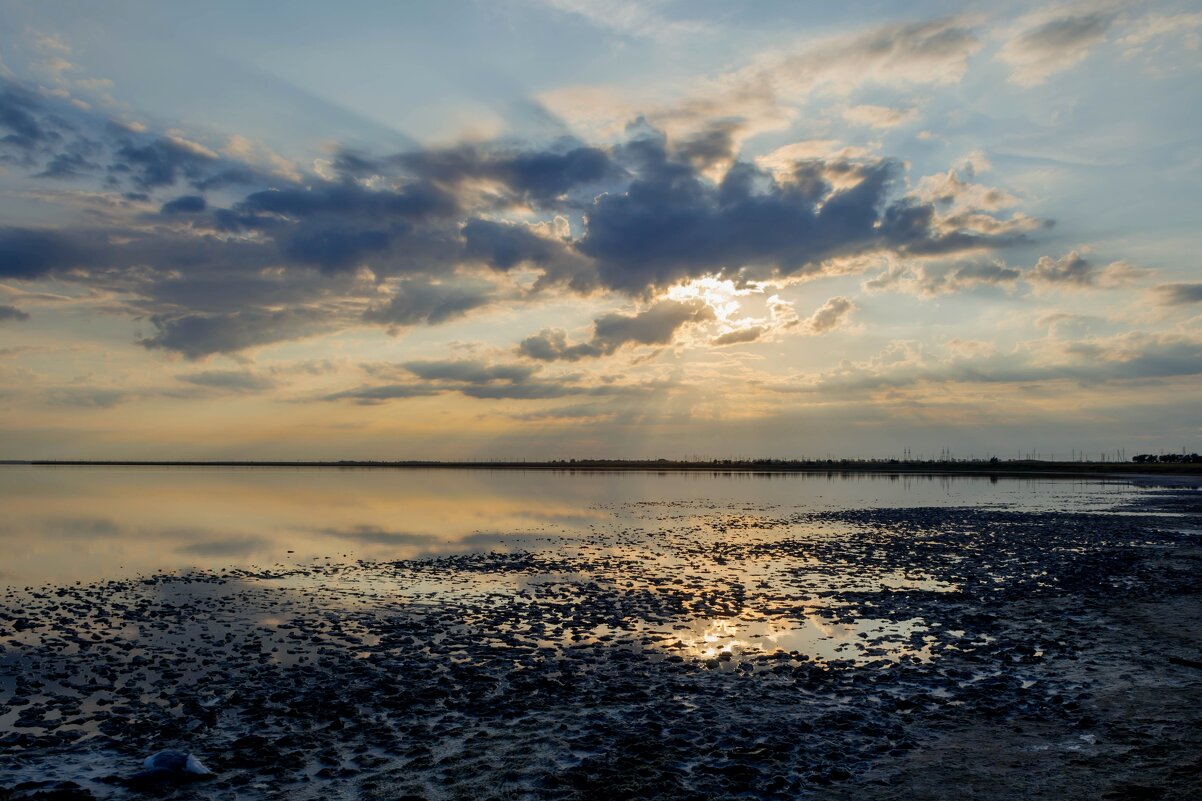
[2,466,1200,799]
[0,465,1148,586]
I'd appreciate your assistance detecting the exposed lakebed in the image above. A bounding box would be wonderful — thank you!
[1,471,1201,799]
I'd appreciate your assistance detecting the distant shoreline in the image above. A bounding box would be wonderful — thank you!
[11,458,1202,479]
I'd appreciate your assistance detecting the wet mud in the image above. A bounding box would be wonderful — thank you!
[2,487,1200,800]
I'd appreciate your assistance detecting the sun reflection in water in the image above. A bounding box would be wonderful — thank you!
[656,613,931,664]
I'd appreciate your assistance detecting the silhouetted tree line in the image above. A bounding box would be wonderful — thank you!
[1132,453,1202,464]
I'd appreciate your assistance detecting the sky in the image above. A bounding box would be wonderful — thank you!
[1,0,1201,461]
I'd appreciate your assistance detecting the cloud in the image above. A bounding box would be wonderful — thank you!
[393,143,618,206]
[1152,283,1202,306]
[112,135,220,189]
[998,12,1114,87]
[36,148,100,179]
[545,18,981,146]
[160,194,206,215]
[399,358,588,400]
[842,104,918,128]
[510,402,614,421]
[1036,311,1103,338]
[461,218,566,270]
[1118,11,1202,69]
[0,68,1045,360]
[0,227,85,279]
[177,370,277,392]
[867,251,1141,297]
[519,298,714,361]
[0,81,50,150]
[322,383,442,405]
[579,134,1037,293]
[866,260,1022,296]
[403,359,539,384]
[44,387,130,408]
[801,296,855,333]
[363,278,497,327]
[140,308,339,360]
[325,358,652,404]
[711,326,766,346]
[221,180,461,273]
[779,330,1202,399]
[0,305,30,322]
[1028,251,1143,289]
[915,167,1019,212]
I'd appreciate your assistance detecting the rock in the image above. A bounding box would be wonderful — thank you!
[127,749,213,786]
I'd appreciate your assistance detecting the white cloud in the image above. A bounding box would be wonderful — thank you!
[842,104,918,128]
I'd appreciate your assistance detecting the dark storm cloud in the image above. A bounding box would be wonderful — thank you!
[234,180,457,223]
[219,180,461,272]
[160,194,207,215]
[1153,283,1202,306]
[462,219,557,270]
[494,146,614,200]
[111,137,218,189]
[460,219,596,290]
[675,122,740,171]
[395,143,618,204]
[0,81,49,151]
[194,167,261,191]
[36,149,100,179]
[519,298,714,361]
[0,305,31,322]
[578,135,1031,293]
[2,79,274,192]
[0,224,283,286]
[0,227,85,279]
[280,226,392,271]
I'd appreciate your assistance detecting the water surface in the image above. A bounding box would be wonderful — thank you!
[0,465,1146,586]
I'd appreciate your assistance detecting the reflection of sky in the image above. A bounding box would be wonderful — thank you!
[0,466,1145,584]
[652,614,932,664]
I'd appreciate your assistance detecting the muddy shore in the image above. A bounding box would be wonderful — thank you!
[2,487,1200,800]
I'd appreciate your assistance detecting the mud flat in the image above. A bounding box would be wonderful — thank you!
[2,486,1201,800]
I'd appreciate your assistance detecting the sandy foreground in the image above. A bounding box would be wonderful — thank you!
[2,488,1201,800]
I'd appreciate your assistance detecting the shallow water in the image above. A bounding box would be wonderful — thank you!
[0,466,1148,586]
[2,468,1199,799]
